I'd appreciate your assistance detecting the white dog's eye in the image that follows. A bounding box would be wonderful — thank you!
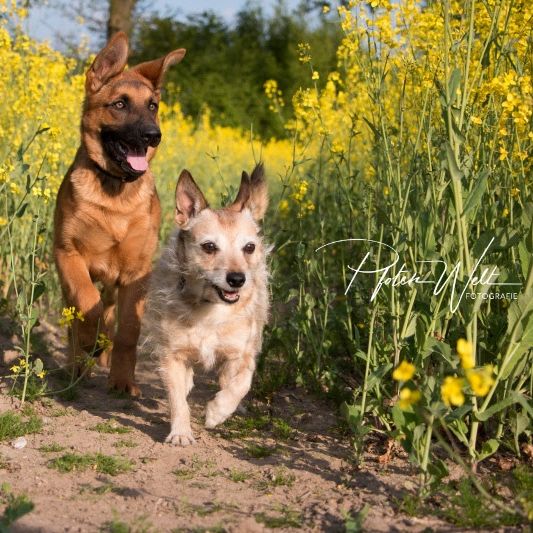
[201,241,218,254]
[243,242,255,254]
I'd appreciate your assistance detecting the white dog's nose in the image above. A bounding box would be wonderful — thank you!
[226,271,245,288]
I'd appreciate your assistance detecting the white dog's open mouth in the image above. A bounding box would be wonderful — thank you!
[213,285,240,304]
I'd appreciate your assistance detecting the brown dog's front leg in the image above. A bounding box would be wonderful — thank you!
[108,276,146,396]
[55,250,103,368]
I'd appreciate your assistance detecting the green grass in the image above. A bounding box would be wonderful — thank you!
[398,470,530,529]
[256,467,296,490]
[436,477,523,528]
[0,410,42,441]
[90,418,132,434]
[245,443,277,459]
[271,418,295,440]
[49,407,72,417]
[47,453,133,476]
[228,468,253,483]
[220,414,270,438]
[173,527,227,533]
[254,506,302,529]
[100,513,153,533]
[173,455,217,480]
[219,414,295,441]
[39,443,66,453]
[0,483,34,531]
[113,438,138,448]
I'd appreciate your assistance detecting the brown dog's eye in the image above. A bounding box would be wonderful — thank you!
[201,241,218,254]
[243,243,255,254]
[113,100,126,110]
[148,102,158,112]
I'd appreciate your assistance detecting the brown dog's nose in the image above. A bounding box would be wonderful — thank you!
[142,127,161,147]
[226,272,245,288]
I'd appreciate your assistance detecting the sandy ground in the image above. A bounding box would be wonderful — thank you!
[0,323,468,532]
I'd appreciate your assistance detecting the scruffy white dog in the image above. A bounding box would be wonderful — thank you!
[144,165,269,445]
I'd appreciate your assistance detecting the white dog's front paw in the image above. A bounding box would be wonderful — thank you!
[165,429,196,446]
[205,401,230,429]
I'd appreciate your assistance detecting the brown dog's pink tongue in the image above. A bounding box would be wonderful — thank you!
[126,154,148,172]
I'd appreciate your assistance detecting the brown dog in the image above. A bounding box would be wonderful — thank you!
[53,32,185,395]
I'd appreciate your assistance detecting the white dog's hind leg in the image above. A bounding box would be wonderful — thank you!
[205,355,255,428]
[163,357,196,445]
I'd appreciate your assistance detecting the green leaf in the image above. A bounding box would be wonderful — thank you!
[445,142,463,181]
[422,338,452,364]
[501,290,533,379]
[526,207,533,253]
[472,228,521,257]
[518,241,531,280]
[33,359,43,375]
[16,203,28,218]
[474,392,533,422]
[366,363,393,391]
[477,438,499,461]
[447,68,461,104]
[462,170,488,217]
[401,313,417,339]
[514,409,530,453]
[33,280,46,302]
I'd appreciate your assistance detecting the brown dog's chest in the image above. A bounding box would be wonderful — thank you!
[72,206,156,284]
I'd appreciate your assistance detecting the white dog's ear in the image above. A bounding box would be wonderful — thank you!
[229,163,268,221]
[86,32,129,93]
[175,170,208,227]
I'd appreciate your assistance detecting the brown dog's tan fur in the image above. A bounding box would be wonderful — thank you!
[53,32,185,395]
[143,165,269,445]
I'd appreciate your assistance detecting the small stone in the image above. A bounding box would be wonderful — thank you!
[11,436,27,449]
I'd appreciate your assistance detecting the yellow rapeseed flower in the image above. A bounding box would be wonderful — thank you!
[278,199,289,214]
[10,365,21,374]
[398,387,421,410]
[312,71,320,81]
[36,370,46,379]
[322,5,330,14]
[441,376,465,407]
[59,306,85,327]
[392,360,415,381]
[456,338,474,369]
[297,43,311,64]
[471,115,482,125]
[0,216,8,226]
[502,207,510,217]
[466,365,494,397]
[97,333,113,351]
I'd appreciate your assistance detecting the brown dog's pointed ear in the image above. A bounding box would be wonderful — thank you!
[132,49,186,90]
[175,170,208,227]
[229,163,268,221]
[86,32,129,93]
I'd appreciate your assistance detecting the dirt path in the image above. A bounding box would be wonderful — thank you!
[0,325,452,532]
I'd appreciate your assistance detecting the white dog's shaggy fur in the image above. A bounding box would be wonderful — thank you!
[143,165,269,445]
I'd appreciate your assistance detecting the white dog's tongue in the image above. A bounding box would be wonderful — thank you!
[126,153,148,172]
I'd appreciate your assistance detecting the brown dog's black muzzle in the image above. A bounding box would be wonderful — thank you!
[142,127,161,147]
[101,122,161,181]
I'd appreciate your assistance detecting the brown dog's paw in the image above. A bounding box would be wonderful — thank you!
[108,376,141,397]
